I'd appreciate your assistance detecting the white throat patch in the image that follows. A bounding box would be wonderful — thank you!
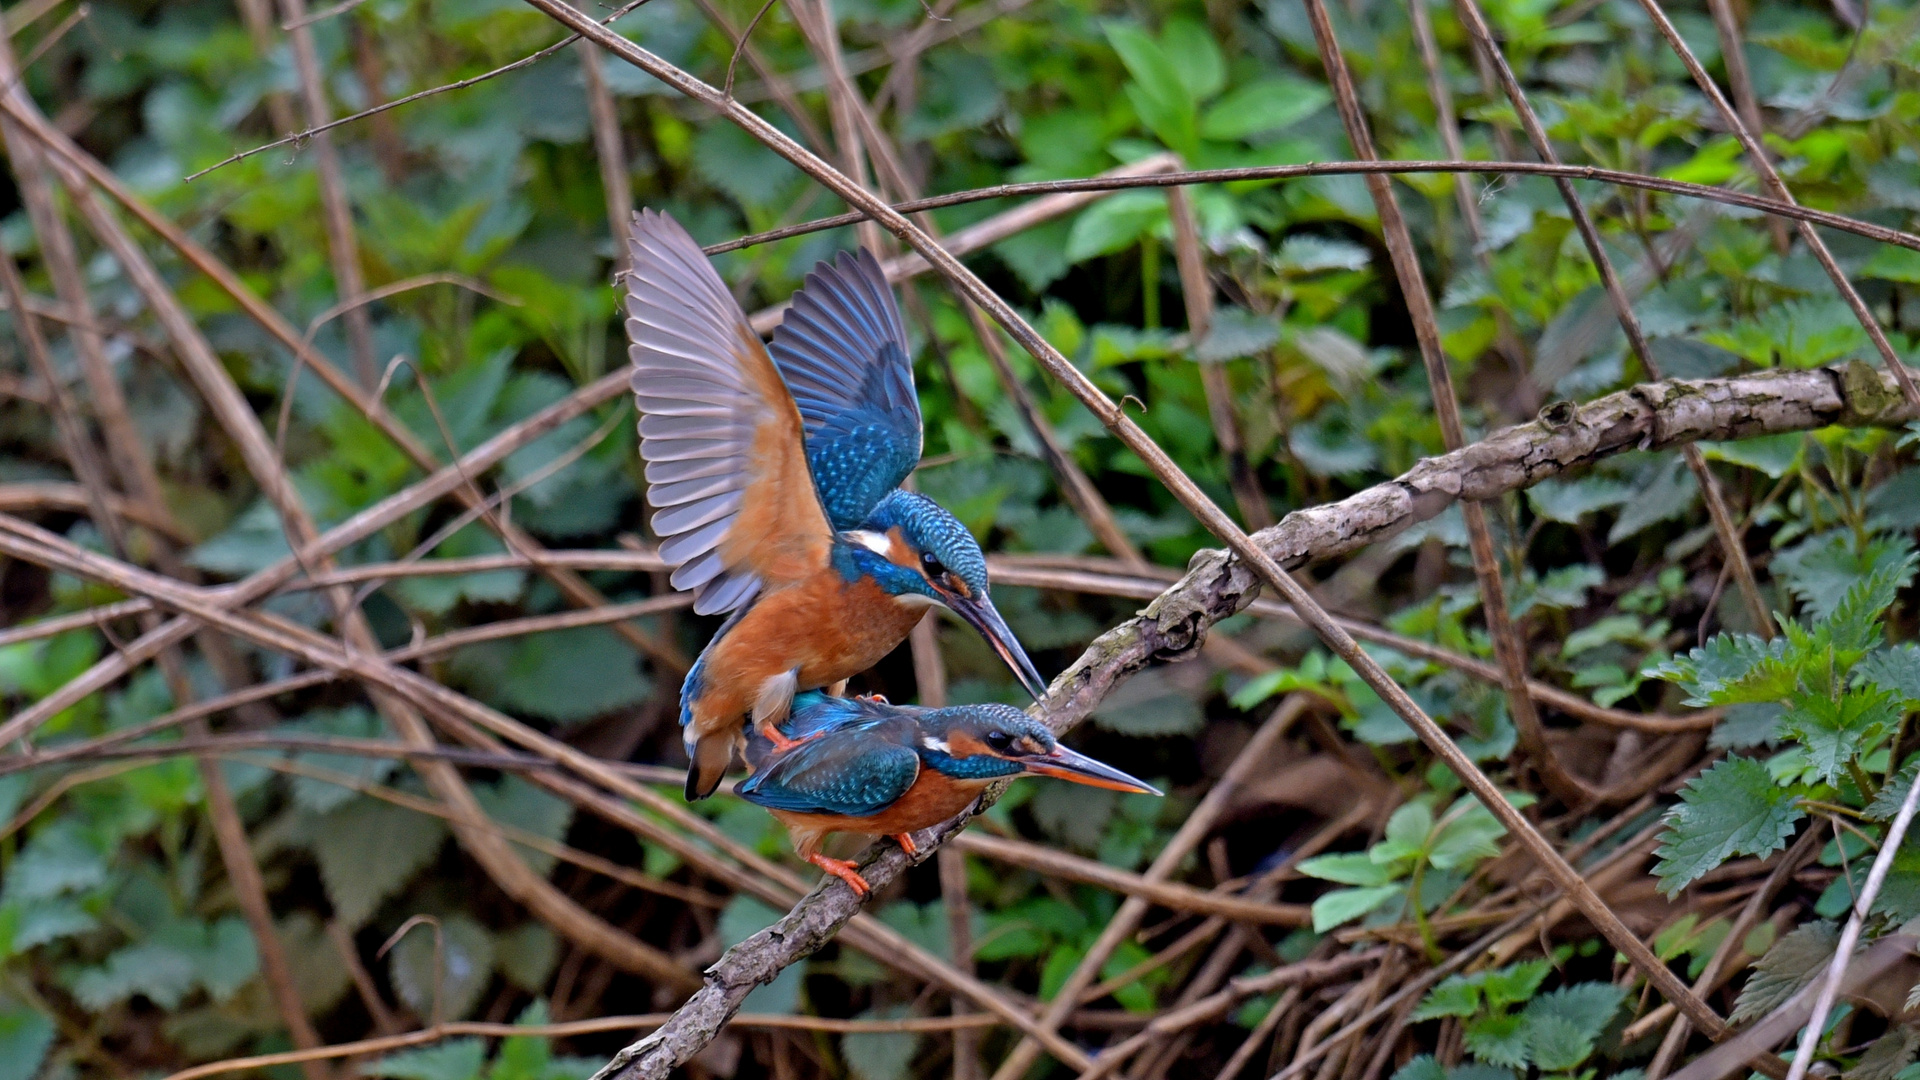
[847,530,892,557]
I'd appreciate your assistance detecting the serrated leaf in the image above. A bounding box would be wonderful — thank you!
[2,819,109,904]
[494,924,558,993]
[1871,759,1920,821]
[285,706,395,814]
[1608,458,1698,543]
[389,914,495,1022]
[1392,1056,1449,1080]
[314,797,448,929]
[1775,533,1916,625]
[1523,983,1624,1042]
[1731,921,1837,1023]
[1479,960,1551,1010]
[449,626,651,725]
[1525,1014,1594,1072]
[1848,1025,1920,1080]
[1654,757,1804,895]
[1464,1012,1531,1070]
[1065,190,1166,262]
[1412,976,1482,1020]
[0,1006,54,1080]
[842,1006,921,1080]
[70,939,200,1010]
[1862,646,1920,706]
[1310,885,1403,931]
[365,1039,487,1080]
[1527,477,1636,524]
[1646,633,1788,706]
[278,912,352,1014]
[1091,667,1205,735]
[475,776,573,879]
[1781,688,1900,785]
[1429,803,1507,871]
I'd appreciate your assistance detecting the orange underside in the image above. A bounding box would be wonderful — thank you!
[689,574,927,744]
[770,768,994,858]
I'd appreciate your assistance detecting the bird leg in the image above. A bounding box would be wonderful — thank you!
[892,832,918,857]
[856,693,890,704]
[807,853,871,896]
[754,668,818,751]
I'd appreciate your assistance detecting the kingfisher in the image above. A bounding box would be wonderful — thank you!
[739,691,1160,895]
[625,210,1050,799]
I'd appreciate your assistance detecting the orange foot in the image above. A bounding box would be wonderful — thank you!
[808,853,871,896]
[855,693,890,704]
[761,724,825,753]
[892,832,919,857]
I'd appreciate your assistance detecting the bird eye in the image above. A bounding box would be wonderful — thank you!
[922,552,947,578]
[984,731,1015,753]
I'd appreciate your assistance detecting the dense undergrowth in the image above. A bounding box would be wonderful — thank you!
[1,0,1919,1077]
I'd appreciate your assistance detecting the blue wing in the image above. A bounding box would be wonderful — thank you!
[739,716,920,818]
[767,250,922,531]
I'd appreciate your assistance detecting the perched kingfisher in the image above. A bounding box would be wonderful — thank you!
[739,691,1160,894]
[624,210,1049,799]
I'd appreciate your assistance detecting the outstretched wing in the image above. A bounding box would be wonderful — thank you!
[739,725,920,818]
[768,249,922,530]
[626,210,832,615]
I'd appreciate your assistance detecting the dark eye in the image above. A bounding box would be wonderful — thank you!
[922,552,947,578]
[984,731,1015,752]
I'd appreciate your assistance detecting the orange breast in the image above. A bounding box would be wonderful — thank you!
[769,769,993,845]
[689,574,927,738]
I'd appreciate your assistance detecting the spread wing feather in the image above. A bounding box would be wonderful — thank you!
[625,209,832,615]
[768,249,923,530]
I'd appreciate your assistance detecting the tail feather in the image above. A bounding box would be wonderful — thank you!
[686,734,734,799]
[753,667,801,735]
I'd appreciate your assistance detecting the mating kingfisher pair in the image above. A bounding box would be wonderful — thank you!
[623,210,1157,893]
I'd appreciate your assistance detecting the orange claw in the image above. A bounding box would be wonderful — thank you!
[892,832,919,857]
[808,853,871,896]
[761,723,825,753]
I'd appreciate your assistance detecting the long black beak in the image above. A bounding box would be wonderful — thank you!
[944,591,1049,701]
[1025,745,1162,795]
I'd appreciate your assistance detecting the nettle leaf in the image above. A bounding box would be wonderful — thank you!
[1523,983,1624,1043]
[1848,1025,1920,1080]
[389,914,495,1022]
[449,626,651,725]
[284,706,395,814]
[1645,633,1789,706]
[1862,645,1920,706]
[1732,921,1838,1023]
[1780,688,1900,786]
[1524,1015,1593,1073]
[1776,533,1916,625]
[1479,960,1551,1010]
[475,776,573,879]
[1654,757,1804,895]
[314,796,449,930]
[1870,759,1920,821]
[842,1006,921,1080]
[1463,1013,1531,1070]
[1412,976,1482,1020]
[365,1039,487,1080]
[1527,477,1635,525]
[0,1006,54,1080]
[1824,551,1919,654]
[2,819,109,904]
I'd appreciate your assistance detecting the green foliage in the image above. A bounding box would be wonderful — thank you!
[1411,961,1623,1076]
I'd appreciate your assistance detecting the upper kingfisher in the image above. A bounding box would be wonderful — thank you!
[625,210,1050,799]
[739,691,1160,894]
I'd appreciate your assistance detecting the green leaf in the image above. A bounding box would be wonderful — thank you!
[1091,668,1205,735]
[1299,852,1399,886]
[1653,757,1804,895]
[1065,190,1167,262]
[1428,803,1508,871]
[1309,885,1403,931]
[1731,921,1837,1023]
[1871,759,1920,821]
[475,776,573,879]
[1523,983,1624,1042]
[1779,688,1900,786]
[1523,1014,1593,1072]
[1158,16,1225,100]
[0,1007,54,1080]
[1846,1024,1920,1080]
[449,626,651,724]
[1104,23,1198,154]
[1862,645,1920,706]
[1,820,108,904]
[1463,1013,1531,1070]
[1775,533,1916,625]
[1699,433,1805,478]
[389,914,496,1022]
[1478,960,1551,1010]
[1198,76,1330,139]
[1864,246,1920,283]
[1411,976,1482,1020]
[366,1040,488,1080]
[1645,633,1790,706]
[314,797,449,930]
[1527,477,1635,525]
[1373,801,1434,864]
[495,924,559,993]
[842,1006,921,1080]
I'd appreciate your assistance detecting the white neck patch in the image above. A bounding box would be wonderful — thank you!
[920,736,950,754]
[846,530,892,558]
